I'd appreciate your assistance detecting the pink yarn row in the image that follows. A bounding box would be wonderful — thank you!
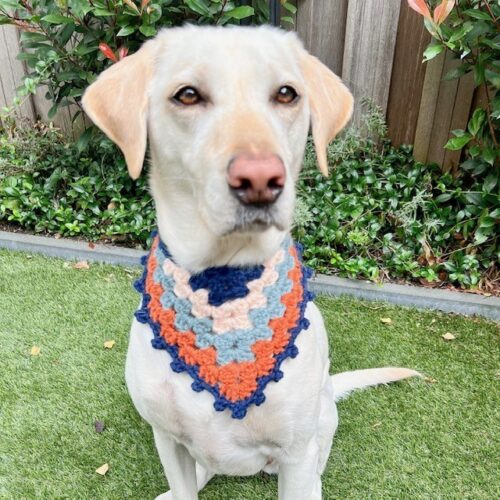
[162,249,284,333]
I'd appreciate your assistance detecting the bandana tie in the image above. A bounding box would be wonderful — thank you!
[134,233,314,419]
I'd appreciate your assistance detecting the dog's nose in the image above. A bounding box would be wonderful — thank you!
[227,153,286,205]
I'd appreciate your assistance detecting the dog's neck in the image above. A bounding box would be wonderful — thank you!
[150,170,287,273]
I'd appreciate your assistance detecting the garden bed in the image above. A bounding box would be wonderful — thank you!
[1,119,498,295]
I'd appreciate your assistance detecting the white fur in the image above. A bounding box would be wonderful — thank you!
[84,26,419,499]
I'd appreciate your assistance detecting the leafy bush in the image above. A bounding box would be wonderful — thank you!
[409,0,498,177]
[294,101,498,290]
[0,126,154,245]
[0,112,498,291]
[0,0,296,129]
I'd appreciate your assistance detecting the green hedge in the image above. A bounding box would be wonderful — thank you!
[0,121,498,291]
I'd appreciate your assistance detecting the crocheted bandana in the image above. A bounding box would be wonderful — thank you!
[134,234,314,419]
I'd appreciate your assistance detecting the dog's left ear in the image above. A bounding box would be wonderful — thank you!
[301,55,354,176]
[82,42,154,179]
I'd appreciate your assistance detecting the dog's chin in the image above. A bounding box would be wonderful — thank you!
[225,207,286,235]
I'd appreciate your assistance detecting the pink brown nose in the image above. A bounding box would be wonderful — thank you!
[227,153,286,205]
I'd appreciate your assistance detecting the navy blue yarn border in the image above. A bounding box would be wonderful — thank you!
[133,236,315,419]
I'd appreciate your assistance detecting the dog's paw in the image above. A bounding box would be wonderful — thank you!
[155,492,172,500]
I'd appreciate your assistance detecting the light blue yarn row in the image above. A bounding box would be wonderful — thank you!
[152,239,295,365]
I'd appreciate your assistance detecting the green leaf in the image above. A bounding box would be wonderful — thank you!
[41,14,74,24]
[93,8,113,16]
[435,193,452,203]
[47,103,58,120]
[474,226,491,245]
[185,0,210,16]
[283,2,297,14]
[485,69,500,89]
[76,127,93,153]
[443,64,470,81]
[445,133,472,151]
[474,64,485,86]
[139,25,156,37]
[468,108,486,136]
[448,23,474,43]
[463,9,491,21]
[423,43,444,62]
[483,173,497,193]
[223,5,254,20]
[479,216,495,228]
[117,25,136,37]
[482,148,496,166]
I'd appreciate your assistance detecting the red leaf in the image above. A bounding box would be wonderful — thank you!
[99,42,118,63]
[118,46,129,60]
[408,0,432,21]
[433,0,454,25]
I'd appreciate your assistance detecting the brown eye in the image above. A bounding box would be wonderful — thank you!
[275,86,298,104]
[173,86,202,105]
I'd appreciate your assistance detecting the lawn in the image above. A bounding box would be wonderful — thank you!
[0,250,498,499]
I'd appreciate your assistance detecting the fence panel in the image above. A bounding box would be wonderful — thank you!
[386,1,430,146]
[296,0,348,76]
[342,0,401,126]
[0,25,35,123]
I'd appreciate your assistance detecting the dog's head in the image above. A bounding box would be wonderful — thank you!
[83,26,352,249]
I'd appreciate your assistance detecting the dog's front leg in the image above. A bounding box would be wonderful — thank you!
[153,428,198,500]
[278,439,321,500]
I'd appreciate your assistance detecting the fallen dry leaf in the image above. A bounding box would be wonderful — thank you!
[424,377,438,384]
[95,463,109,476]
[88,242,96,249]
[54,233,62,240]
[103,340,116,349]
[30,345,41,356]
[380,317,393,324]
[442,332,456,341]
[94,420,106,433]
[74,260,90,270]
[107,202,117,210]
[372,421,382,429]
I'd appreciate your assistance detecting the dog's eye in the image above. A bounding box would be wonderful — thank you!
[173,86,202,106]
[275,86,298,104]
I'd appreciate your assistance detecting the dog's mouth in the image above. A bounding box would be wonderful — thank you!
[226,205,284,234]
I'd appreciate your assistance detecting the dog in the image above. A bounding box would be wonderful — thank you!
[82,25,419,500]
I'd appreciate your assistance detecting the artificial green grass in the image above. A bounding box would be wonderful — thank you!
[0,249,498,499]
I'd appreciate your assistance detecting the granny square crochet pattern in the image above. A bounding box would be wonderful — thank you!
[134,233,314,419]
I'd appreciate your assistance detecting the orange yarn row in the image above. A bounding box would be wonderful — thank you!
[145,239,304,402]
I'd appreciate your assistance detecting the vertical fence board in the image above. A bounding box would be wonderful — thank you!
[296,0,348,75]
[427,52,461,166]
[342,0,401,126]
[442,71,475,173]
[386,2,430,146]
[31,87,76,138]
[413,51,446,163]
[0,25,35,122]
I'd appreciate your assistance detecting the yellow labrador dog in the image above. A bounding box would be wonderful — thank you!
[83,26,419,500]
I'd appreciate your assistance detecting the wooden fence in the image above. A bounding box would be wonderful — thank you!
[0,0,478,171]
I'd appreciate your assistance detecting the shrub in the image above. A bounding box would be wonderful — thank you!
[409,0,499,184]
[294,101,498,290]
[0,110,497,292]
[0,126,154,245]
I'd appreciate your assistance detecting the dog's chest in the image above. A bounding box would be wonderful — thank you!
[126,310,325,475]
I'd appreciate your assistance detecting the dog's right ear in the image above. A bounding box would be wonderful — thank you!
[82,42,154,179]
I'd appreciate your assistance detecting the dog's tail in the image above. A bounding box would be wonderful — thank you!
[331,367,421,402]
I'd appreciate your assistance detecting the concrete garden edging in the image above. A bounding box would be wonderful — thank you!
[1,230,499,321]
